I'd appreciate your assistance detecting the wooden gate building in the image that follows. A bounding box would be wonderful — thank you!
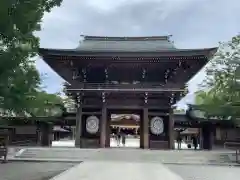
[39,35,217,149]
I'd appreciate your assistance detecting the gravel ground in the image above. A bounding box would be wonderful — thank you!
[166,164,240,180]
[0,162,77,180]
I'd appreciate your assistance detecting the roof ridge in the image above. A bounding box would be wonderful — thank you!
[80,35,172,41]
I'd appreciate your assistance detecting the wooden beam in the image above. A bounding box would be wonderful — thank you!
[100,105,107,148]
[148,112,169,116]
[168,109,174,149]
[106,105,170,110]
[66,88,184,92]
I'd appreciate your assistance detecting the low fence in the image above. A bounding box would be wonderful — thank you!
[0,146,7,163]
[11,140,37,146]
[0,130,8,163]
[224,142,240,163]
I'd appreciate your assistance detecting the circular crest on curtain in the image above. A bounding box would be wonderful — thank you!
[86,116,99,134]
[150,116,164,135]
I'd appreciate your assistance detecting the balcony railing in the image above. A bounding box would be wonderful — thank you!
[66,82,184,92]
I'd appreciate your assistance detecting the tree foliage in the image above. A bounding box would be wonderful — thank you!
[195,35,240,119]
[28,91,65,117]
[0,0,63,114]
[195,91,231,119]
[0,91,65,118]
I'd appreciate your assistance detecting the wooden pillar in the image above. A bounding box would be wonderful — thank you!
[201,123,213,150]
[168,108,175,149]
[143,107,149,149]
[36,126,41,146]
[100,105,107,148]
[199,128,203,149]
[75,106,82,147]
[105,110,110,147]
[140,118,144,148]
[39,122,53,146]
[209,124,214,150]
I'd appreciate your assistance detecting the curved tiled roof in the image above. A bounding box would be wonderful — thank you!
[39,35,217,56]
[76,35,176,52]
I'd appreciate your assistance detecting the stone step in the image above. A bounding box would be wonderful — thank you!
[14,148,229,164]
[17,149,97,159]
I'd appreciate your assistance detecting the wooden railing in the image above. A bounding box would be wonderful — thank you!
[11,140,36,146]
[84,83,163,89]
[66,82,184,91]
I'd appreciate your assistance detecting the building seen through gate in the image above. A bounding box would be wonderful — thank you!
[39,35,217,149]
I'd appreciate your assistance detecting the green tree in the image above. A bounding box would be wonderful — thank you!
[194,35,240,120]
[0,62,41,114]
[204,35,240,95]
[0,0,62,114]
[28,91,65,117]
[194,90,230,119]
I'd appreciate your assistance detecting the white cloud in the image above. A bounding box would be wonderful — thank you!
[36,0,240,106]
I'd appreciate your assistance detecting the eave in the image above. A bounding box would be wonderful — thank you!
[39,47,217,58]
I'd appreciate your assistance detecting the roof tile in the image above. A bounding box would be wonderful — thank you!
[76,35,176,52]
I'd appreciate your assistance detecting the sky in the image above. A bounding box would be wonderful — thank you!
[35,0,240,108]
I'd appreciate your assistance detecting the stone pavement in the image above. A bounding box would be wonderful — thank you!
[50,161,240,180]
[2,147,240,180]
[167,164,240,180]
[50,161,183,180]
[0,162,76,180]
[8,147,239,166]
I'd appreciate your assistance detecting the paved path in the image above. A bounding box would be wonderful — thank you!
[167,164,240,180]
[0,162,76,180]
[51,161,183,180]
[11,147,235,165]
[3,147,240,180]
[51,161,240,180]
